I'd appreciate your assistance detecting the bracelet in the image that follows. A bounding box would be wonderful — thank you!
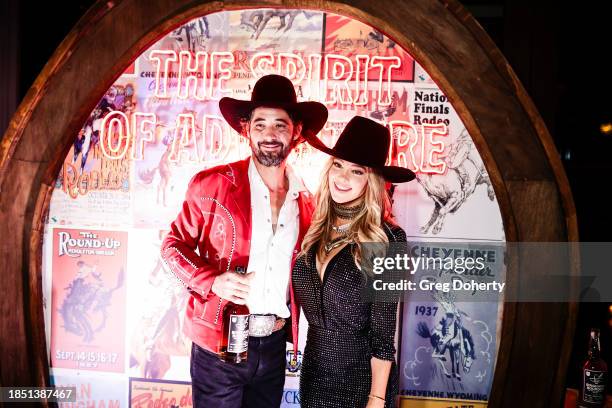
[368,394,386,402]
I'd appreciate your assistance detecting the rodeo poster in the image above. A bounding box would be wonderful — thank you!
[50,228,128,373]
[129,378,192,408]
[398,240,505,408]
[126,229,191,381]
[47,77,134,229]
[52,372,126,408]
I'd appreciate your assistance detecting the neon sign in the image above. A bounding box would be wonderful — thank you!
[95,49,444,175]
[98,110,447,175]
[148,50,400,107]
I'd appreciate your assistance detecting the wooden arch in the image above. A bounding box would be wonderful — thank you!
[0,1,578,406]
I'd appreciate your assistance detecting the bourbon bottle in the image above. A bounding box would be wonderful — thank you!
[579,328,608,408]
[219,267,250,364]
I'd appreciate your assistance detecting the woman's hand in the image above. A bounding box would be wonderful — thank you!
[368,357,392,408]
[365,395,386,408]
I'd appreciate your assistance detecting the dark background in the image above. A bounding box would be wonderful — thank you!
[1,0,611,396]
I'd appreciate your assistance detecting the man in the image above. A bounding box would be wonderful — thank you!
[160,74,328,407]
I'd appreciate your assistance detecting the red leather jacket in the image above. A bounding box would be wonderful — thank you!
[160,157,313,357]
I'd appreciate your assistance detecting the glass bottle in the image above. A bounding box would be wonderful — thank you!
[579,328,608,408]
[219,267,250,364]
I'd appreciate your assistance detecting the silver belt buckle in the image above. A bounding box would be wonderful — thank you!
[249,314,276,337]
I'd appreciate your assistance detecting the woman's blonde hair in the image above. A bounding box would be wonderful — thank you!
[300,157,396,268]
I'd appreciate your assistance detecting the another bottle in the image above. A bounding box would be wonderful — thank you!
[579,328,608,408]
[219,266,250,364]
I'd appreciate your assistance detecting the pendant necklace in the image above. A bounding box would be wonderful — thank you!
[324,235,350,254]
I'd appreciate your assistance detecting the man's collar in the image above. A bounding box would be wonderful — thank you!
[286,163,308,197]
[248,157,307,198]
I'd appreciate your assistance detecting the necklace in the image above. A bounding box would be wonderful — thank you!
[331,222,351,235]
[323,235,351,254]
[332,200,365,220]
[325,200,362,254]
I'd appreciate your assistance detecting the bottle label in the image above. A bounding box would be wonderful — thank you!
[227,314,249,353]
[583,369,607,403]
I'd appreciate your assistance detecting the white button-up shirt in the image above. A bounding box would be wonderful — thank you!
[246,159,304,318]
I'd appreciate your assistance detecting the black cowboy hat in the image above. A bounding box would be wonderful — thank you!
[306,116,416,183]
[219,74,328,142]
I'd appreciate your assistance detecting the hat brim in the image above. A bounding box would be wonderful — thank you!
[219,97,328,143]
[304,135,417,183]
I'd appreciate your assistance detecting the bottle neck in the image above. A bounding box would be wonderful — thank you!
[588,330,601,360]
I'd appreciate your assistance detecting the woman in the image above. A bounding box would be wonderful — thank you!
[294,116,416,408]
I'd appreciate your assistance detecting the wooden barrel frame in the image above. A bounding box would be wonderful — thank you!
[0,1,578,406]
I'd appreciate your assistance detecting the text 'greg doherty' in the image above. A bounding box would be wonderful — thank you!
[372,278,506,294]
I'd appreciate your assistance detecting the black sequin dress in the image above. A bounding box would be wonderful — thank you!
[292,223,406,408]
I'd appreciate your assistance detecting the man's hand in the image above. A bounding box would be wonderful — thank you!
[211,271,254,304]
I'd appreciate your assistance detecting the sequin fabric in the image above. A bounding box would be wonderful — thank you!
[292,223,406,408]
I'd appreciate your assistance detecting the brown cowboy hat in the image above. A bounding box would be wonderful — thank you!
[305,116,416,183]
[219,74,328,142]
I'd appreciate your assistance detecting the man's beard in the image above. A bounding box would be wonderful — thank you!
[251,139,293,167]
